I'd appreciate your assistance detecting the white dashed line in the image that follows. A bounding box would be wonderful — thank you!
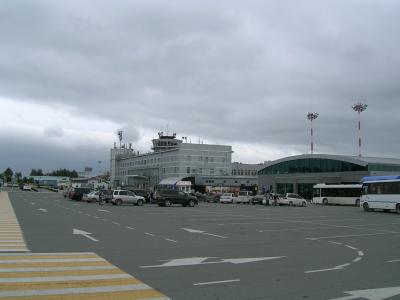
[165,238,177,243]
[112,222,120,226]
[145,233,155,237]
[125,226,135,230]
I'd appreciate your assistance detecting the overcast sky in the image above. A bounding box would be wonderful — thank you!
[1,0,400,175]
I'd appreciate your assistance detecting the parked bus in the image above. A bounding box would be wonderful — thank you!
[313,184,362,206]
[360,175,400,213]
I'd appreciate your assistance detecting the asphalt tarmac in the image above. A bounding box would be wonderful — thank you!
[6,189,400,300]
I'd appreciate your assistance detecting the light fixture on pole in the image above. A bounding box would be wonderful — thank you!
[307,112,319,154]
[352,102,368,157]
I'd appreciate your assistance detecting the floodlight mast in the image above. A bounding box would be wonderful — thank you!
[307,112,319,154]
[352,102,368,157]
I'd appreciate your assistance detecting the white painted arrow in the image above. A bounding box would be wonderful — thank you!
[182,227,227,239]
[330,286,400,300]
[141,256,285,268]
[97,209,111,213]
[73,229,98,242]
[37,208,47,213]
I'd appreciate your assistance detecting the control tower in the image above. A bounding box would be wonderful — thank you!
[151,132,182,152]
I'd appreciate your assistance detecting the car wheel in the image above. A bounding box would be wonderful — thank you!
[396,204,400,214]
[137,199,143,206]
[189,200,195,207]
[289,201,293,206]
[302,201,307,207]
[165,200,172,207]
[158,203,164,207]
[86,200,90,203]
[116,199,122,206]
[322,198,328,205]
[363,202,370,212]
[355,199,360,207]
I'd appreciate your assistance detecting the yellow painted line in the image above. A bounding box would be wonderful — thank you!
[0,289,168,300]
[0,252,170,299]
[0,255,98,260]
[0,261,110,268]
[0,192,28,252]
[0,268,124,278]
[0,277,141,291]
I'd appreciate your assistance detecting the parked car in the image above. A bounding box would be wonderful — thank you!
[156,190,198,207]
[278,193,307,207]
[23,184,32,191]
[220,193,235,204]
[69,187,92,201]
[236,190,253,204]
[112,190,145,206]
[83,191,100,203]
[99,189,113,203]
[251,195,269,205]
[205,193,220,203]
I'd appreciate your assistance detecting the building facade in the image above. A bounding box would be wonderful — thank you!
[258,154,400,199]
[110,132,232,190]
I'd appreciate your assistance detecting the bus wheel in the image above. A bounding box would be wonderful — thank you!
[363,203,370,212]
[396,204,400,214]
[322,198,328,205]
[355,199,360,207]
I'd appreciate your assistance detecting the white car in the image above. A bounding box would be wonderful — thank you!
[220,193,234,204]
[23,185,32,191]
[236,191,252,204]
[83,191,100,203]
[278,193,307,207]
[112,190,145,206]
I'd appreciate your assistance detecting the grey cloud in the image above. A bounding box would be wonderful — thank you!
[44,127,64,138]
[1,0,400,171]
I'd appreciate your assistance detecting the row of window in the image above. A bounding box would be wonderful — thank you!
[119,155,227,168]
[260,158,367,175]
[314,188,361,198]
[232,169,258,176]
[363,182,400,195]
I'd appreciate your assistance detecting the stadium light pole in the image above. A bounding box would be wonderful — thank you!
[307,112,319,154]
[352,102,368,157]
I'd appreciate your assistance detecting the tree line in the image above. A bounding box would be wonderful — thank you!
[0,167,79,184]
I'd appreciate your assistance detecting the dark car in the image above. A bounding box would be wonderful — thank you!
[251,195,269,205]
[156,190,198,207]
[68,187,92,201]
[205,193,220,203]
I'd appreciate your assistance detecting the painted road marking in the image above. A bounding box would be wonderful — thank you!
[387,259,400,263]
[145,233,155,236]
[193,279,240,286]
[165,238,177,243]
[125,226,135,230]
[329,286,400,300]
[305,241,364,274]
[0,192,29,252]
[0,252,170,299]
[141,256,286,268]
[73,229,98,242]
[182,227,227,239]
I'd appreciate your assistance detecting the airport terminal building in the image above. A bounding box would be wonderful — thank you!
[258,154,400,199]
[111,132,233,190]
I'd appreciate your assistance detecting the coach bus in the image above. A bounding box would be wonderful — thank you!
[313,184,362,206]
[360,175,400,213]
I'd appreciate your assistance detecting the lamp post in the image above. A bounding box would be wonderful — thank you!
[307,112,319,154]
[352,102,368,157]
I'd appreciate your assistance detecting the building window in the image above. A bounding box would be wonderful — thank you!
[187,167,191,174]
[210,169,214,175]
[174,167,179,173]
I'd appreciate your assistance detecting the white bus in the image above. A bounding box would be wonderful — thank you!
[313,184,362,206]
[361,175,400,213]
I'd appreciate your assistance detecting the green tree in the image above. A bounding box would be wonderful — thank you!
[14,172,22,183]
[4,168,13,182]
[30,169,37,176]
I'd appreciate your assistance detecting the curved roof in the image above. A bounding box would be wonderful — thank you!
[262,154,400,170]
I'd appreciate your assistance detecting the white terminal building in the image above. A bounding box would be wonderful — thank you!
[110,132,261,192]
